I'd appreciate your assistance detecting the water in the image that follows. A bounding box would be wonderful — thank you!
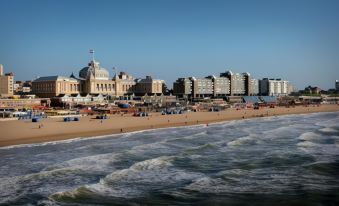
[1,112,339,206]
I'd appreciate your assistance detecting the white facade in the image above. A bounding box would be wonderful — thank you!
[250,79,259,95]
[260,78,290,96]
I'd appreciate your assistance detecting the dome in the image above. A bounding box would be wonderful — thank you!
[226,70,233,76]
[79,60,109,80]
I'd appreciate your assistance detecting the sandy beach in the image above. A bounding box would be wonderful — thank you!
[0,104,338,147]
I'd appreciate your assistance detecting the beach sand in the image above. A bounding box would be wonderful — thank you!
[1,104,338,147]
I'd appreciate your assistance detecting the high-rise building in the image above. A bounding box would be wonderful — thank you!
[173,78,192,98]
[259,78,289,96]
[206,75,230,97]
[336,80,339,91]
[220,71,249,96]
[173,70,255,98]
[190,77,213,98]
[249,78,259,95]
[0,65,14,97]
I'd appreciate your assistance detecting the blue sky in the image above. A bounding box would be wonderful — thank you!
[0,0,338,90]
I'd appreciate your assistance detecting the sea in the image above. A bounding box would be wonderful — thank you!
[1,112,339,206]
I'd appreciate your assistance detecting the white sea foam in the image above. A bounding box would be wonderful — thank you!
[298,132,320,141]
[297,141,319,147]
[185,169,298,194]
[51,156,204,199]
[0,166,88,204]
[319,127,337,133]
[189,154,202,159]
[100,156,179,185]
[43,153,119,172]
[227,136,255,146]
[130,156,174,170]
[185,177,226,193]
[0,133,122,150]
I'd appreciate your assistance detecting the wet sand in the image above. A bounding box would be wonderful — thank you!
[0,104,338,147]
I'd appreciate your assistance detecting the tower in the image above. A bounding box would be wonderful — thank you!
[0,64,3,76]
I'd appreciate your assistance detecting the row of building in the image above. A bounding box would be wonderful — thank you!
[1,60,294,99]
[173,72,293,98]
[31,60,165,98]
[5,54,330,100]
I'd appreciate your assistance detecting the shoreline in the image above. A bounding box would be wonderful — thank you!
[1,104,338,148]
[1,110,337,150]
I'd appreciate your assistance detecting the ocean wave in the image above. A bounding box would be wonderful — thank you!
[42,153,120,172]
[319,127,338,133]
[0,165,94,205]
[184,142,218,152]
[298,132,321,141]
[101,156,178,185]
[227,136,256,146]
[185,177,227,193]
[315,116,339,128]
[184,168,306,194]
[51,156,205,201]
[297,141,320,147]
[262,125,297,136]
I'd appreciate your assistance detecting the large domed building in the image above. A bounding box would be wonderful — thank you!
[79,60,117,95]
[79,60,110,80]
[32,52,164,98]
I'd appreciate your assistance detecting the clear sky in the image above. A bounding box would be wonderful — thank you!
[1,0,338,90]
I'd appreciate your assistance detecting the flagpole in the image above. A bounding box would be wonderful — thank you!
[90,49,95,61]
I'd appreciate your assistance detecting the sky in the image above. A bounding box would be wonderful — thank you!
[0,0,339,90]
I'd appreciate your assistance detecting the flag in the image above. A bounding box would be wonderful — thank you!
[89,49,94,53]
